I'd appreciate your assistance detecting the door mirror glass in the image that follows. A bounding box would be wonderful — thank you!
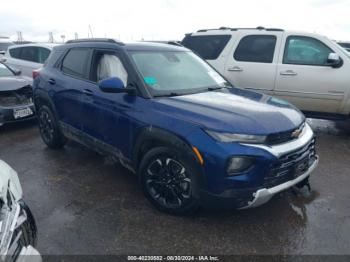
[327,53,342,68]
[99,77,126,93]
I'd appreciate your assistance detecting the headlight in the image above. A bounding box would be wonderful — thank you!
[205,130,266,144]
[227,157,255,175]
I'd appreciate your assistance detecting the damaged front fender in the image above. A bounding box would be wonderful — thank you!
[0,160,22,204]
[0,160,40,261]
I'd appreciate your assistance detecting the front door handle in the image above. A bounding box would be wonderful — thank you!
[228,66,243,72]
[48,78,56,85]
[280,70,298,76]
[83,89,94,96]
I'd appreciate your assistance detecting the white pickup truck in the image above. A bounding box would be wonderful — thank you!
[182,27,350,120]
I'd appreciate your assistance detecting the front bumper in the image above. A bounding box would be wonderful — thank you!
[199,123,318,209]
[0,104,35,126]
[240,155,319,209]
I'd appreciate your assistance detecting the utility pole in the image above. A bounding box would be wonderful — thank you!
[74,32,78,40]
[88,25,94,38]
[48,32,54,43]
[17,31,23,43]
[61,35,65,43]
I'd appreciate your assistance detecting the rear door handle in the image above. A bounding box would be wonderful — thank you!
[228,66,243,72]
[83,89,94,96]
[48,78,56,85]
[280,70,297,76]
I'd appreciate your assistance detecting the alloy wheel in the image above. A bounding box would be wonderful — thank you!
[38,109,54,143]
[145,157,192,209]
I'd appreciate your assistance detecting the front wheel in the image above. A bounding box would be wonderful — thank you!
[38,105,66,149]
[139,147,200,215]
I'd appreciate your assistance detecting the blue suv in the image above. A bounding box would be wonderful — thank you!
[33,39,318,214]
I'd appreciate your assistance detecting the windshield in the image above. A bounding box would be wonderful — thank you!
[333,41,350,58]
[0,63,14,77]
[130,51,229,96]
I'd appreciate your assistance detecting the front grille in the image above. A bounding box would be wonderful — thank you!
[266,123,305,145]
[0,85,33,107]
[264,138,316,188]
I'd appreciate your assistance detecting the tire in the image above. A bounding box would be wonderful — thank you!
[138,147,200,215]
[37,105,66,149]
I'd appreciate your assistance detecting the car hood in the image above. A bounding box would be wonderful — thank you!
[154,88,305,135]
[0,76,32,91]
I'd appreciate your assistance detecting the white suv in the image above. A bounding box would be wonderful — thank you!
[182,27,350,119]
[0,43,58,77]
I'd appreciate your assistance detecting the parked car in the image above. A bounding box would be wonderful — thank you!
[338,42,350,52]
[0,63,35,126]
[0,43,58,77]
[0,159,40,261]
[33,39,318,214]
[0,37,14,56]
[182,27,350,120]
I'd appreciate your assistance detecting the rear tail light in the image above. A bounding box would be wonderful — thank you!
[32,69,40,79]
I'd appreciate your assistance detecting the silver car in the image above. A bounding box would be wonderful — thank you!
[0,160,40,261]
[0,43,58,77]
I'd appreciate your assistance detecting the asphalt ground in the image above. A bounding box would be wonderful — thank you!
[0,118,349,255]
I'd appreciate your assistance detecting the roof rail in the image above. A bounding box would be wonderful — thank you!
[197,26,284,33]
[167,41,183,47]
[142,40,183,47]
[65,38,124,45]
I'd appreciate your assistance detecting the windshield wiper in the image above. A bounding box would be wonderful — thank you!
[154,92,181,97]
[207,86,223,91]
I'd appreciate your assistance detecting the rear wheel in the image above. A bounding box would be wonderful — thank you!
[139,147,199,215]
[38,105,66,149]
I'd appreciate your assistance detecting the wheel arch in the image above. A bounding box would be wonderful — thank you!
[132,126,201,171]
[33,89,58,117]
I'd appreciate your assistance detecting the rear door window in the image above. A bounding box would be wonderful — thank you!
[20,47,39,63]
[61,48,91,79]
[182,35,231,60]
[234,35,277,63]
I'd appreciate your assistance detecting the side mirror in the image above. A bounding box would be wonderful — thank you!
[327,53,342,68]
[99,77,126,93]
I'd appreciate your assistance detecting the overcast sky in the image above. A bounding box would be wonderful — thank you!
[1,0,350,42]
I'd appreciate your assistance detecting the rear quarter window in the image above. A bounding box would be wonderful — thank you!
[38,48,51,64]
[44,50,63,67]
[182,35,231,60]
[234,35,277,63]
[9,47,21,59]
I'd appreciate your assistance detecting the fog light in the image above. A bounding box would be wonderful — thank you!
[227,157,255,175]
